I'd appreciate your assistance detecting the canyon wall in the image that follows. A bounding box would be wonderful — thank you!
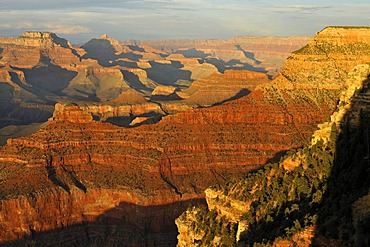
[176,27,370,247]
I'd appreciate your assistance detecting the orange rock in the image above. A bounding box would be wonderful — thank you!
[52,104,93,123]
[180,69,268,106]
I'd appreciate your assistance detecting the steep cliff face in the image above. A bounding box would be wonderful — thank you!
[175,28,370,246]
[271,27,370,90]
[0,109,206,245]
[0,31,81,69]
[0,76,336,245]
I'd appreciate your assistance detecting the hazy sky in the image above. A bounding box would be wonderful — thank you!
[0,0,369,43]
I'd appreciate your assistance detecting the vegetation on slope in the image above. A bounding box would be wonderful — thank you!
[180,125,336,246]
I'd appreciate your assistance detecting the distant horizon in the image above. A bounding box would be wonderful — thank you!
[1,30,315,45]
[0,0,369,43]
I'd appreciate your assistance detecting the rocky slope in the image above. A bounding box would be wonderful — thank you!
[176,27,370,247]
[269,27,370,90]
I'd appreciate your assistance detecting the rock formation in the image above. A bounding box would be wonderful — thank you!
[179,70,268,106]
[51,103,93,123]
[175,27,370,247]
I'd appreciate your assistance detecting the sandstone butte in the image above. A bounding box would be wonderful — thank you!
[1,26,369,246]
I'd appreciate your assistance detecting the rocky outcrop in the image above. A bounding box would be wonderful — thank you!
[64,66,131,100]
[179,70,268,106]
[0,31,81,69]
[110,89,149,105]
[164,54,218,80]
[83,102,165,122]
[152,85,177,97]
[51,103,93,123]
[270,27,370,90]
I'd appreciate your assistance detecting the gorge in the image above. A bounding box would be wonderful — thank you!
[0,27,369,246]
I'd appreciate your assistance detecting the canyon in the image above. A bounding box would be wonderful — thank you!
[0,31,310,246]
[0,27,369,246]
[0,31,308,138]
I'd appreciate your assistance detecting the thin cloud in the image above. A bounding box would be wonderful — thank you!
[0,0,189,11]
[0,21,91,35]
[46,25,91,34]
[271,4,332,14]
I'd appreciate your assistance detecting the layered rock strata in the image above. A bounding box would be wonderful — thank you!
[0,86,335,245]
[2,27,367,246]
[176,63,370,246]
[179,70,268,106]
[175,27,370,247]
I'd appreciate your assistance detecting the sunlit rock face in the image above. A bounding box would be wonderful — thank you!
[0,86,333,245]
[271,27,370,90]
[179,69,268,107]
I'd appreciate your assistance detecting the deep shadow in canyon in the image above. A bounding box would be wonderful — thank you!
[22,55,78,95]
[174,48,268,77]
[0,198,206,247]
[212,89,250,106]
[314,75,370,246]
